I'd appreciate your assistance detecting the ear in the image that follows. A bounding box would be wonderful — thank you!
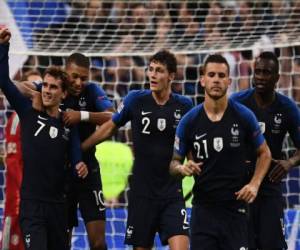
[228,77,232,86]
[200,75,205,87]
[62,90,67,100]
[275,73,280,83]
[168,72,175,82]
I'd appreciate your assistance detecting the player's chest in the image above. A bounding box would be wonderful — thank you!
[132,105,183,135]
[22,113,70,145]
[63,95,93,111]
[255,109,287,136]
[189,121,247,160]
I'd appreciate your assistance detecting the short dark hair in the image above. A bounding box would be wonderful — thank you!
[149,49,177,74]
[256,51,279,73]
[203,54,230,75]
[66,53,90,69]
[43,66,69,91]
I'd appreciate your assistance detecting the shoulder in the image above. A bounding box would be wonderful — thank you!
[181,104,203,123]
[229,99,256,121]
[124,89,151,102]
[230,88,254,102]
[172,93,193,108]
[276,92,299,112]
[85,82,105,93]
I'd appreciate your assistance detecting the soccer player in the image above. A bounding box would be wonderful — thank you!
[20,53,114,250]
[1,71,42,250]
[62,53,114,250]
[170,54,271,250]
[231,51,300,250]
[0,28,88,250]
[81,49,193,250]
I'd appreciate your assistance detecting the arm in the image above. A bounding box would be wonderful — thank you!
[269,149,300,183]
[236,141,271,203]
[15,80,40,99]
[81,119,117,151]
[0,29,31,116]
[170,152,202,177]
[69,125,88,178]
[63,110,113,126]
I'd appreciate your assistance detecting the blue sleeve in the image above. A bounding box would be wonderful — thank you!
[286,102,300,148]
[174,112,190,158]
[68,125,82,176]
[244,108,265,149]
[112,91,136,127]
[0,44,31,117]
[90,84,113,111]
[35,81,43,92]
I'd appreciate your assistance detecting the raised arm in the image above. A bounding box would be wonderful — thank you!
[0,28,31,116]
[81,119,117,151]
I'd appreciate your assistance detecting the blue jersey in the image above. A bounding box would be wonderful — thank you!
[0,44,82,202]
[62,83,112,168]
[113,90,193,199]
[175,99,264,204]
[231,88,300,196]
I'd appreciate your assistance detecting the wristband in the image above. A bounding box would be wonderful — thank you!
[80,111,90,121]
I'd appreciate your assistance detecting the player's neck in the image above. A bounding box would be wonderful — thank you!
[45,106,60,118]
[204,96,228,122]
[254,90,275,108]
[152,89,171,105]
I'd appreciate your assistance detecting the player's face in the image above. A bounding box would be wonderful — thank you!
[201,62,231,100]
[253,58,279,94]
[147,61,174,94]
[42,74,66,108]
[66,63,89,96]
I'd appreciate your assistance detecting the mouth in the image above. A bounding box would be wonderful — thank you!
[253,82,266,90]
[150,81,158,87]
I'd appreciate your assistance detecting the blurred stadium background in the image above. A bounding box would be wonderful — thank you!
[0,0,300,249]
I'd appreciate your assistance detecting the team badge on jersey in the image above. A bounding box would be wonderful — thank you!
[230,123,240,147]
[157,118,166,131]
[213,137,223,152]
[49,126,58,138]
[174,109,182,127]
[62,127,70,140]
[78,97,87,109]
[258,122,265,134]
[272,113,282,134]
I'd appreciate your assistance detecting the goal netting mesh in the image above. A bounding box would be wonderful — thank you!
[1,0,300,249]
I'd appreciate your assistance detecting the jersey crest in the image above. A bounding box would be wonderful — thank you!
[49,126,58,138]
[213,137,223,152]
[157,118,166,131]
[272,113,282,134]
[78,97,87,109]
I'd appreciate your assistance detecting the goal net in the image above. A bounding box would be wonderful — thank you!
[1,0,300,249]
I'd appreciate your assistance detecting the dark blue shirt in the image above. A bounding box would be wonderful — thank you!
[113,90,193,199]
[175,99,264,204]
[62,83,112,168]
[231,88,300,196]
[0,44,82,202]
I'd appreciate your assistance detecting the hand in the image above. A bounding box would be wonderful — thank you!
[269,159,292,183]
[63,110,81,126]
[75,162,88,179]
[235,183,258,203]
[178,160,202,176]
[0,28,11,44]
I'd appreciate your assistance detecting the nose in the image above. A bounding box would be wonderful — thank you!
[74,77,82,87]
